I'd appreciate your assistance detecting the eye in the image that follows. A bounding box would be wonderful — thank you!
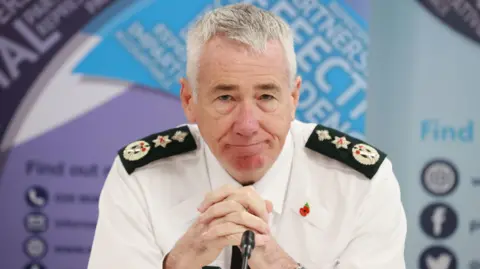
[217,95,233,101]
[259,94,275,101]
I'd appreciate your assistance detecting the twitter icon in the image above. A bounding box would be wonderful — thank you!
[419,246,457,269]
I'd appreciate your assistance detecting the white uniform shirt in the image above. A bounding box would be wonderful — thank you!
[87,120,407,269]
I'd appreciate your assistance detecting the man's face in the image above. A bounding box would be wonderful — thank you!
[181,35,301,184]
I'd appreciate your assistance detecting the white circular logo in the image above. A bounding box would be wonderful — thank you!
[422,160,458,196]
[352,144,380,165]
[24,237,47,258]
[122,140,150,161]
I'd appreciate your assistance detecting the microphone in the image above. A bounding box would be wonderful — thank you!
[240,230,255,269]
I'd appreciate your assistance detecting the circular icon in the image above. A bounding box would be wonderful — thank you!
[419,245,456,269]
[352,144,380,165]
[421,159,458,196]
[420,202,458,239]
[24,262,46,269]
[25,186,49,209]
[23,236,48,259]
[122,140,150,161]
[24,212,49,233]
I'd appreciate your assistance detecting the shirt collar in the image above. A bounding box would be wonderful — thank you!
[205,131,294,214]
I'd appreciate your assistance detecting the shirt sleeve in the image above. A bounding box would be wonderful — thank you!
[87,156,166,269]
[337,159,407,269]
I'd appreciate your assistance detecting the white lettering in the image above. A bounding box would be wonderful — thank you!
[290,17,314,45]
[0,36,37,80]
[153,24,186,62]
[298,80,317,110]
[293,0,323,18]
[22,0,55,25]
[84,0,110,14]
[297,36,332,72]
[14,20,60,53]
[311,6,334,25]
[0,4,13,25]
[315,57,350,93]
[0,69,10,89]
[350,99,366,120]
[242,0,269,7]
[331,27,353,51]
[336,71,365,106]
[343,39,365,71]
[304,97,334,123]
[2,0,32,11]
[317,15,339,40]
[0,0,32,24]
[160,52,182,74]
[270,0,296,20]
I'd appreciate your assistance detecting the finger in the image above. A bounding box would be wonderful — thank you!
[198,200,244,224]
[225,188,269,223]
[210,231,271,249]
[265,200,273,214]
[202,222,245,241]
[208,211,270,234]
[203,223,271,247]
[198,184,240,212]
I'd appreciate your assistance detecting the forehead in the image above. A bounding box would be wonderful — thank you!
[197,35,289,82]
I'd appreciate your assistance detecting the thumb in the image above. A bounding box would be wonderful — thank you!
[265,200,273,214]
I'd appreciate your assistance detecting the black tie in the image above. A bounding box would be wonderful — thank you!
[230,246,250,269]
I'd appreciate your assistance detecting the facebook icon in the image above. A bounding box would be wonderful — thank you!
[420,202,458,239]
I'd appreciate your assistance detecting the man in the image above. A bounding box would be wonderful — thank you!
[87,3,406,269]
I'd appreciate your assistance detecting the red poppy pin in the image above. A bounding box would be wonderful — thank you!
[299,202,310,217]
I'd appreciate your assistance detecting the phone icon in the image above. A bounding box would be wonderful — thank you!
[25,186,49,209]
[24,262,46,269]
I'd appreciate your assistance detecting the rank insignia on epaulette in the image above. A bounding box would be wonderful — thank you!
[118,125,197,174]
[306,124,386,179]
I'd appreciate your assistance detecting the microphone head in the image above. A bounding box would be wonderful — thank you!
[241,230,255,251]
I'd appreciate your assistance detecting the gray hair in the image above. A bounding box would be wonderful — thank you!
[186,3,297,97]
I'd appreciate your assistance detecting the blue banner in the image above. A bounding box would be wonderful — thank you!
[74,0,370,139]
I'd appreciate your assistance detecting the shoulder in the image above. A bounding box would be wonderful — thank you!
[117,124,199,175]
[300,122,387,180]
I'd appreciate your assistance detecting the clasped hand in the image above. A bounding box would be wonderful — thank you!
[165,184,273,268]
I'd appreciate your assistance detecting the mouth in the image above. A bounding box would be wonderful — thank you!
[228,141,263,147]
[225,141,266,156]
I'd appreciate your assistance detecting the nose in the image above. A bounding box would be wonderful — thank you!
[232,101,259,137]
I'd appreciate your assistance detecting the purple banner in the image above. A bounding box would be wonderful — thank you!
[0,0,116,151]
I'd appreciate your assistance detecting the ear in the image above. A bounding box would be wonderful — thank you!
[290,76,302,120]
[180,78,197,123]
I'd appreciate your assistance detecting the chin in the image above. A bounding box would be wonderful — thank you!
[227,155,271,182]
[232,155,266,170]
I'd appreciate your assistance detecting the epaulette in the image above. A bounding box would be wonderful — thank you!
[118,125,197,174]
[305,124,386,179]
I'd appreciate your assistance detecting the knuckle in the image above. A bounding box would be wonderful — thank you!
[209,225,221,235]
[240,211,250,222]
[204,191,213,201]
[228,199,238,209]
[209,204,219,215]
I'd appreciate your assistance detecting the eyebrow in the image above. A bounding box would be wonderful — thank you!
[212,84,238,92]
[211,83,281,93]
[255,83,281,92]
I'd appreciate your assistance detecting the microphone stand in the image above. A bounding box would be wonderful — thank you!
[240,230,255,269]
